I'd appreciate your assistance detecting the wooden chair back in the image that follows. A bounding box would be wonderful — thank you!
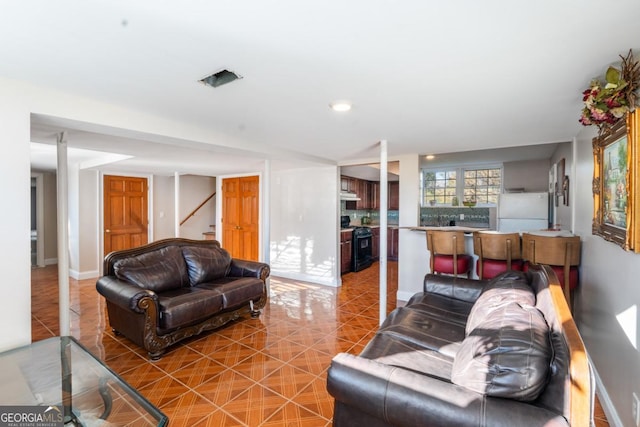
[473,231,522,278]
[522,233,581,303]
[426,230,467,276]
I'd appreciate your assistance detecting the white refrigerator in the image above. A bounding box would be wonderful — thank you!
[497,192,549,232]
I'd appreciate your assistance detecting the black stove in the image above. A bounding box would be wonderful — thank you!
[351,227,373,272]
[340,215,373,271]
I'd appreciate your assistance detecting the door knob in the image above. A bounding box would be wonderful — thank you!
[105,229,111,233]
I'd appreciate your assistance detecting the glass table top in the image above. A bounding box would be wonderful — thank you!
[0,336,167,426]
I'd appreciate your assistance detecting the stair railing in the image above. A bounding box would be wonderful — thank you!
[180,191,216,226]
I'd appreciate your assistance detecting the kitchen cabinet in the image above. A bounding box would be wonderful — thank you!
[340,176,356,193]
[387,227,399,260]
[355,179,372,210]
[388,182,399,210]
[371,227,380,260]
[370,181,399,210]
[371,182,380,210]
[340,230,352,274]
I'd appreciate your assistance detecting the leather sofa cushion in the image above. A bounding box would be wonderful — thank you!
[404,292,474,327]
[182,245,231,286]
[375,307,466,359]
[197,277,264,309]
[465,270,535,335]
[114,246,189,292]
[157,287,224,330]
[451,302,552,401]
[360,331,454,380]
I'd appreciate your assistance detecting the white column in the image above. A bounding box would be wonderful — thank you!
[263,160,271,296]
[56,132,70,336]
[174,172,180,237]
[379,140,388,325]
[263,160,271,265]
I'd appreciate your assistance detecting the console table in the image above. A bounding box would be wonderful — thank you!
[0,336,167,426]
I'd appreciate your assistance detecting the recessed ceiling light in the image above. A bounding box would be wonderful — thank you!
[426,155,435,160]
[330,101,352,112]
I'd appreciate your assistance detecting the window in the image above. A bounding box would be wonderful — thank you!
[423,170,457,205]
[464,168,501,204]
[422,166,502,206]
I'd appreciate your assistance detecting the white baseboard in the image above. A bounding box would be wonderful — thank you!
[44,258,57,265]
[590,355,623,427]
[69,269,100,280]
[270,271,339,287]
[397,290,415,303]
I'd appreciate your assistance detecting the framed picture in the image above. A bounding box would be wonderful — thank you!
[592,111,640,251]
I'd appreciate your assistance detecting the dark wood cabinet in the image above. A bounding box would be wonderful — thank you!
[355,179,371,210]
[388,181,399,210]
[371,227,380,260]
[340,176,356,193]
[340,230,352,274]
[387,227,399,260]
[366,181,399,210]
[371,182,380,210]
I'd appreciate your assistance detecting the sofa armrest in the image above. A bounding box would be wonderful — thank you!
[229,259,270,282]
[327,353,568,427]
[96,276,158,314]
[423,274,487,303]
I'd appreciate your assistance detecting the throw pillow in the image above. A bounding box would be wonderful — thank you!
[182,245,232,286]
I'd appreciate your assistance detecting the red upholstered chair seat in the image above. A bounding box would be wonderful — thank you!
[523,261,579,290]
[476,259,524,280]
[433,254,473,276]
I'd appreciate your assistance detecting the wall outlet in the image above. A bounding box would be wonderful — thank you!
[460,214,465,220]
[633,392,640,427]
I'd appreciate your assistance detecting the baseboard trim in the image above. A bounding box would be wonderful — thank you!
[69,269,100,280]
[590,355,623,427]
[396,290,415,303]
[44,258,58,265]
[270,271,339,287]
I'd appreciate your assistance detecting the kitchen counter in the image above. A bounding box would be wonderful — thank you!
[407,225,489,233]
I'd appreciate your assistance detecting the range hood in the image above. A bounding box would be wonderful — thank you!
[340,191,361,201]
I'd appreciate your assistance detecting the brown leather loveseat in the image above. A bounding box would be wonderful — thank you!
[96,238,269,360]
[327,265,593,427]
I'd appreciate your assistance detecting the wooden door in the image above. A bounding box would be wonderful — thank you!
[104,175,148,255]
[222,176,259,260]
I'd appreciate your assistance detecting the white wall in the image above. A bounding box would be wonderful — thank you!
[550,142,573,231]
[503,159,550,192]
[77,170,99,278]
[43,172,58,263]
[0,94,31,351]
[153,175,176,240]
[270,166,339,286]
[397,154,429,302]
[574,125,640,427]
[178,175,216,240]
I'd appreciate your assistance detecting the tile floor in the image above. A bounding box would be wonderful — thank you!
[31,261,398,426]
[31,262,609,426]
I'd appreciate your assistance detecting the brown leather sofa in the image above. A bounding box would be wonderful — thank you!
[327,264,593,427]
[96,238,269,360]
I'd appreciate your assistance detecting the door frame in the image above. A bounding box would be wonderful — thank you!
[98,171,154,275]
[216,172,263,261]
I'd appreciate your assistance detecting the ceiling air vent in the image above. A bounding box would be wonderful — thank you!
[199,69,242,88]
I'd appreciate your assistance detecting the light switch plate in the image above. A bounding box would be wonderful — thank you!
[633,392,640,427]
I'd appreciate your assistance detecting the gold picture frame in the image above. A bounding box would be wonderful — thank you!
[592,111,640,251]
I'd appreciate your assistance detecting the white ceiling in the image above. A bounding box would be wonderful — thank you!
[5,1,640,175]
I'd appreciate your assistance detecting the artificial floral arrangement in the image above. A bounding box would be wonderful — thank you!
[579,49,639,135]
